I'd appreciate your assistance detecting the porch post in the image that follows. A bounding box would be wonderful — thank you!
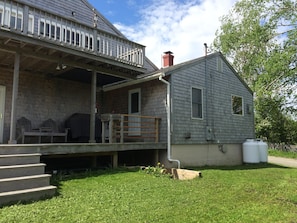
[8,52,20,144]
[89,70,97,143]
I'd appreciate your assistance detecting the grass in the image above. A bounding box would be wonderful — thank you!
[269,149,297,159]
[1,165,297,223]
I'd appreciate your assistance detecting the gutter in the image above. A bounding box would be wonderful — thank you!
[159,73,181,169]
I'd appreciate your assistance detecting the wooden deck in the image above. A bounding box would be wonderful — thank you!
[0,142,167,170]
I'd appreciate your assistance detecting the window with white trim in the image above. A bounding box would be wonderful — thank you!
[62,25,66,42]
[66,27,71,43]
[232,95,243,116]
[97,37,101,53]
[0,7,3,25]
[192,87,203,119]
[50,22,56,39]
[56,24,61,41]
[3,8,10,27]
[89,34,93,50]
[45,20,50,37]
[76,30,80,46]
[28,14,34,34]
[39,19,45,36]
[16,10,23,30]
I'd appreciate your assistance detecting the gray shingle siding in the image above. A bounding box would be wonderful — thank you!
[170,54,254,144]
[18,0,121,35]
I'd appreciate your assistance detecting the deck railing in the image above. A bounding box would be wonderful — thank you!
[101,114,161,143]
[0,0,145,67]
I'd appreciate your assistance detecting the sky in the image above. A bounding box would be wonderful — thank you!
[88,0,237,67]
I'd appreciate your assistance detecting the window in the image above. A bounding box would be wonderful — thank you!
[39,19,45,36]
[56,24,61,41]
[232,95,243,115]
[10,11,16,28]
[4,8,10,27]
[28,14,34,34]
[16,11,22,30]
[51,22,56,39]
[71,29,75,45]
[76,31,80,46]
[192,87,203,119]
[85,34,89,48]
[66,28,71,43]
[0,7,3,25]
[45,21,50,37]
[62,25,66,42]
[97,37,101,52]
[89,34,93,50]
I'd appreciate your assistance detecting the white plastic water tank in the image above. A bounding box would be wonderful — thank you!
[258,140,268,162]
[243,139,260,163]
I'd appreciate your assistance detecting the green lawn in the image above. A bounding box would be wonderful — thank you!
[1,165,297,223]
[269,149,297,159]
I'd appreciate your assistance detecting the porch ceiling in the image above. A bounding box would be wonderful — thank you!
[0,30,146,86]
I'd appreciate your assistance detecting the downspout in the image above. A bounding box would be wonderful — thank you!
[159,73,181,169]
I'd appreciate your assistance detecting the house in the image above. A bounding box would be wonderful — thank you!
[102,51,255,167]
[0,0,254,168]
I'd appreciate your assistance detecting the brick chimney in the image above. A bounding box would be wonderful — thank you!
[163,51,174,67]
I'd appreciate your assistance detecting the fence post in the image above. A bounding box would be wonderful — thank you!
[120,115,124,143]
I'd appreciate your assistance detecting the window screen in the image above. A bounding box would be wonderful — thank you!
[192,88,202,119]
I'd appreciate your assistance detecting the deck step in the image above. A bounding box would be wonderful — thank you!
[0,163,45,179]
[0,153,41,166]
[0,186,56,207]
[0,174,51,193]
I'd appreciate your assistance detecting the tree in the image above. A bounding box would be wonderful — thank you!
[213,0,297,145]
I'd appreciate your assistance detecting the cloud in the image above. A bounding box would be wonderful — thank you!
[114,0,236,67]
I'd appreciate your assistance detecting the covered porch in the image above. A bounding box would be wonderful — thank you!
[0,0,148,144]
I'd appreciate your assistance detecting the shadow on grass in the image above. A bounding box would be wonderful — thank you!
[50,167,140,194]
[189,163,291,171]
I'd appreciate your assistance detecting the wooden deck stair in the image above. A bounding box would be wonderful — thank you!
[0,149,56,207]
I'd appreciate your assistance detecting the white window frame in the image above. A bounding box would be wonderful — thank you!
[191,87,203,119]
[75,30,80,46]
[80,31,85,49]
[0,6,4,26]
[231,94,244,116]
[62,25,67,42]
[45,20,51,37]
[97,37,101,53]
[128,88,141,136]
[56,23,61,41]
[16,9,23,30]
[50,21,56,39]
[3,7,10,27]
[84,33,89,49]
[10,9,17,29]
[66,27,71,44]
[89,34,94,51]
[38,18,45,36]
[28,14,34,34]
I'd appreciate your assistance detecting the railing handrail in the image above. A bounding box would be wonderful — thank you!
[101,113,160,143]
[0,0,145,67]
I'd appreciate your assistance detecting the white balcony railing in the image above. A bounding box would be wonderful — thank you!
[0,0,145,67]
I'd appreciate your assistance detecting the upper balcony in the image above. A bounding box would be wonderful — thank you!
[0,0,146,83]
